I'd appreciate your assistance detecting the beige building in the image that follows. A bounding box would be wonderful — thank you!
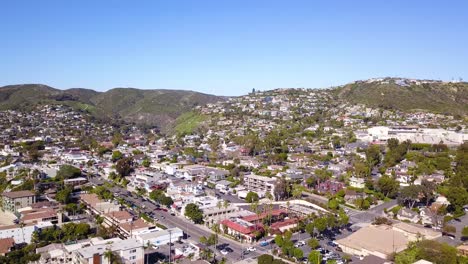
[392,222,441,241]
[336,225,409,259]
[243,174,276,197]
[336,223,442,260]
[2,190,36,213]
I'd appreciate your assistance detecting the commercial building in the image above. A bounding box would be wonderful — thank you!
[2,190,36,213]
[135,227,183,247]
[336,225,408,259]
[220,218,263,243]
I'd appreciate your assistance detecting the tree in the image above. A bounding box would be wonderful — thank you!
[55,186,72,204]
[258,254,274,264]
[308,238,319,249]
[116,157,134,176]
[246,191,259,203]
[308,250,322,264]
[293,248,304,260]
[184,203,204,224]
[305,222,315,236]
[462,226,468,240]
[366,144,381,167]
[274,234,284,247]
[444,186,468,215]
[274,178,289,200]
[373,217,393,225]
[338,210,349,227]
[394,240,459,264]
[442,224,456,236]
[420,180,436,206]
[314,217,328,234]
[111,151,123,162]
[328,198,339,210]
[104,250,121,264]
[377,175,399,198]
[142,159,151,167]
[56,165,81,180]
[399,185,421,209]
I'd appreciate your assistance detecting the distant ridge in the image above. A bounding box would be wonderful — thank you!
[0,84,223,132]
[335,77,468,116]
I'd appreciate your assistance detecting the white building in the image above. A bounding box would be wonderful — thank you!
[71,238,144,264]
[0,221,53,244]
[135,227,183,247]
[359,126,468,145]
[349,177,365,189]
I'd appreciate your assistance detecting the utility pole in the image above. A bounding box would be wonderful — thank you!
[168,229,172,264]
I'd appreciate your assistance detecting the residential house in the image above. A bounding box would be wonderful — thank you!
[396,208,420,223]
[349,177,366,189]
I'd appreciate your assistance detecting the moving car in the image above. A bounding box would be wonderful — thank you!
[246,247,256,252]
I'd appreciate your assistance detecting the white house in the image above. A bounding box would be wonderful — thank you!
[349,177,365,189]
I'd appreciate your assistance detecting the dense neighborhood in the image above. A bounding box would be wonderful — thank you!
[1,80,468,264]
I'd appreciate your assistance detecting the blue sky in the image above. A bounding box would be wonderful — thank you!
[1,0,467,96]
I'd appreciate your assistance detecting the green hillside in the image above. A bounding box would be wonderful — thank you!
[336,79,468,116]
[0,84,222,132]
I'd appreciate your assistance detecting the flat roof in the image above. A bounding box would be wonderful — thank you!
[137,227,183,240]
[336,225,408,256]
[76,239,141,259]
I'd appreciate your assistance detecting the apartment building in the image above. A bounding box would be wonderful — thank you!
[243,174,276,197]
[71,238,144,264]
[0,221,53,244]
[2,190,36,213]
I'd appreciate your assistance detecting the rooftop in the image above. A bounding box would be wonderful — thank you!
[2,190,35,199]
[336,225,408,257]
[75,238,141,259]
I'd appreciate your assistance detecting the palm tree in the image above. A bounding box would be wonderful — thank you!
[216,200,222,222]
[104,250,114,264]
[223,200,230,221]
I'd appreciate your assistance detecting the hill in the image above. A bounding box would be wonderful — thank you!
[336,78,468,116]
[0,84,223,132]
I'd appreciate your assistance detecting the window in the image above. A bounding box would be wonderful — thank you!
[130,256,136,260]
[130,249,137,253]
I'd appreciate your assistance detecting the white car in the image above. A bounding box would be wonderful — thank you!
[220,249,229,255]
[294,241,306,247]
[246,247,256,252]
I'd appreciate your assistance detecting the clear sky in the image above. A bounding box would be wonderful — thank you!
[1,0,467,96]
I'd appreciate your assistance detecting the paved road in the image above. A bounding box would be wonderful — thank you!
[348,199,398,225]
[89,174,265,263]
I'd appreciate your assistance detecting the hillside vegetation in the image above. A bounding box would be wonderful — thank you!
[336,79,468,117]
[0,84,222,132]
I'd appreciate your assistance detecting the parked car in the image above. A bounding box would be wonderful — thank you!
[327,241,338,247]
[220,249,229,255]
[295,241,306,247]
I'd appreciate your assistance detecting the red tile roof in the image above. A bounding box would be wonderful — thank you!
[270,218,299,229]
[241,209,287,223]
[220,219,263,236]
[0,238,15,254]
